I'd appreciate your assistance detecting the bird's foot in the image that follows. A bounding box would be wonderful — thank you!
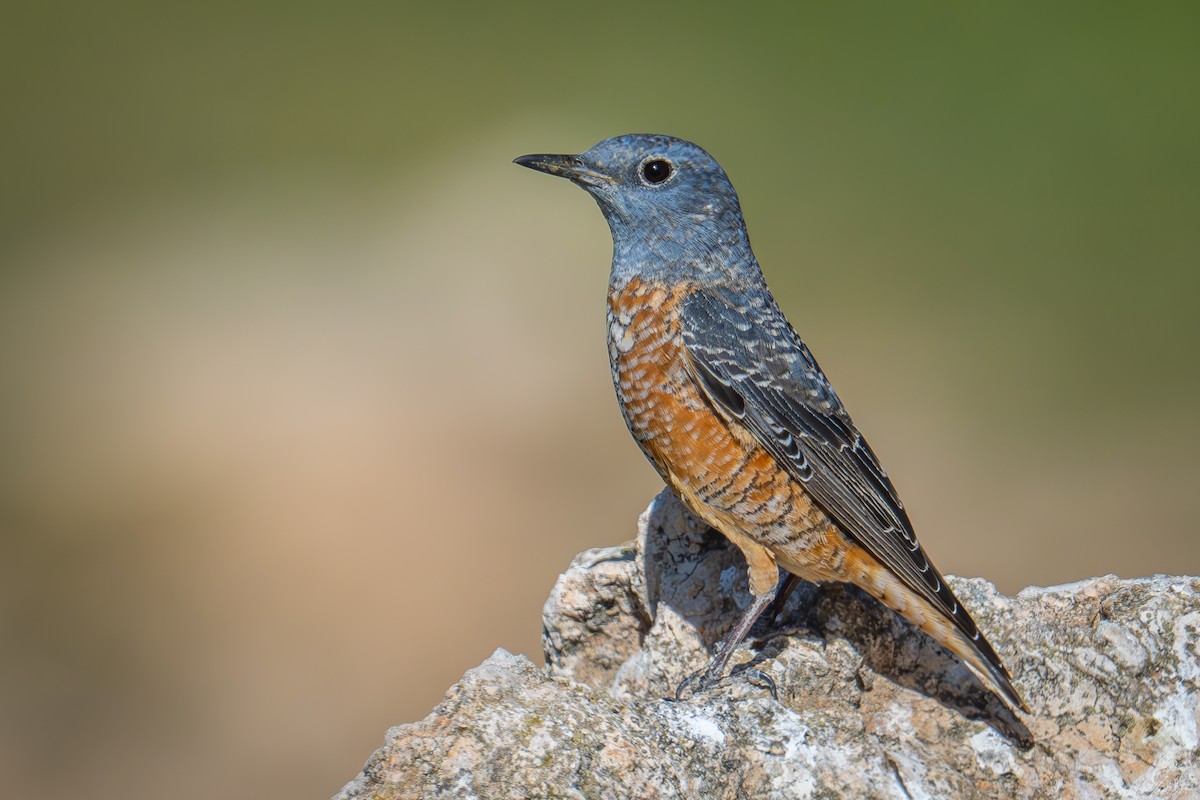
[673,589,780,701]
[674,654,777,701]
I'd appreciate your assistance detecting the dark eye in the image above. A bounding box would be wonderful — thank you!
[640,158,673,185]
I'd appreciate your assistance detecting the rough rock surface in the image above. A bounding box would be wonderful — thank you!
[337,490,1200,799]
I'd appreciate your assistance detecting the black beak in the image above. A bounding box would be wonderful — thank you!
[513,153,584,177]
[513,153,612,186]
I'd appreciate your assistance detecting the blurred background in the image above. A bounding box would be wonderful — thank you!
[2,2,1198,798]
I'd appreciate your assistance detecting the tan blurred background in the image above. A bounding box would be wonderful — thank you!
[2,3,1198,798]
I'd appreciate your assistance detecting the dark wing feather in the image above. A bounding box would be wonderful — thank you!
[680,287,998,659]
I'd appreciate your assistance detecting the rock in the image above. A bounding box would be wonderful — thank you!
[336,490,1200,799]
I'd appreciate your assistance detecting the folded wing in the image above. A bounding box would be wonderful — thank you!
[679,286,1012,685]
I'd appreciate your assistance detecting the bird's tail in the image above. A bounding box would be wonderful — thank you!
[845,553,1029,714]
[945,625,1029,714]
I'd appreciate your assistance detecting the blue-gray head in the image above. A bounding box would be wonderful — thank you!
[515,134,761,287]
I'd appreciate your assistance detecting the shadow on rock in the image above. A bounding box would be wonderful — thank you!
[639,489,1032,746]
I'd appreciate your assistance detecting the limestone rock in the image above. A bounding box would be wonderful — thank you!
[336,490,1200,799]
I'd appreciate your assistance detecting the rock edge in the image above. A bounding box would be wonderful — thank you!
[336,490,1200,799]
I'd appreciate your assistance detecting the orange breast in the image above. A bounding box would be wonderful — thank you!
[606,278,841,572]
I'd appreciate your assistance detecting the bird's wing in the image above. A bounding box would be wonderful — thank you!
[679,285,992,653]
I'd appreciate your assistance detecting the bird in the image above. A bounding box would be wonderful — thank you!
[514,134,1027,714]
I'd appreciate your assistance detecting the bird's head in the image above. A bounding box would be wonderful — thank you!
[515,134,755,280]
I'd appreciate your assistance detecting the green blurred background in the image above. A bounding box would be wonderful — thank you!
[2,3,1198,798]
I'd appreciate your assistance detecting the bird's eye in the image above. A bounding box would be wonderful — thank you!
[639,158,674,186]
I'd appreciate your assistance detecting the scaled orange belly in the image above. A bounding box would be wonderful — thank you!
[607,277,850,591]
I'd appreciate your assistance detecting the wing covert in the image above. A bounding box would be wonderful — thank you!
[679,286,982,644]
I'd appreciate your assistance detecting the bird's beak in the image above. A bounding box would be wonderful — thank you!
[513,153,613,187]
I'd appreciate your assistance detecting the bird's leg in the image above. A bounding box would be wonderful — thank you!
[766,573,804,624]
[675,529,781,699]
[676,580,777,698]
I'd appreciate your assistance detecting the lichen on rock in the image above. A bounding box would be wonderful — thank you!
[336,490,1200,799]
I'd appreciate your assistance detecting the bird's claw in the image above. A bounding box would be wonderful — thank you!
[674,663,777,701]
[745,668,779,700]
[673,667,710,700]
